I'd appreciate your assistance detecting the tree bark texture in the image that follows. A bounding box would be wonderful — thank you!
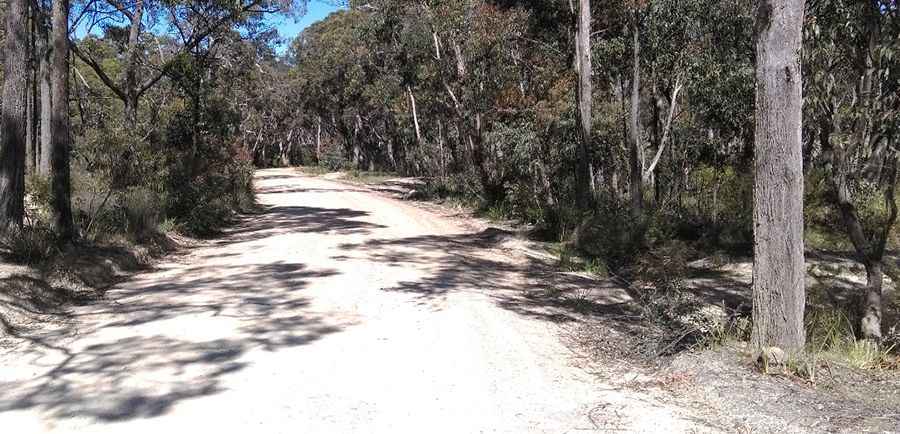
[0,0,29,229]
[49,0,75,240]
[38,18,52,175]
[628,22,644,218]
[750,0,807,355]
[574,0,593,208]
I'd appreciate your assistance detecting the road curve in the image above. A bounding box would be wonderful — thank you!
[0,168,705,433]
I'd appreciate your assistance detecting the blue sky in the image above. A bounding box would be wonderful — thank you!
[71,0,343,53]
[270,1,344,46]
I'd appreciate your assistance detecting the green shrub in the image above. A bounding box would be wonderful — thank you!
[320,144,352,171]
[157,218,179,234]
[1,225,58,264]
[121,187,162,239]
[630,243,724,356]
[183,198,233,236]
[570,204,647,270]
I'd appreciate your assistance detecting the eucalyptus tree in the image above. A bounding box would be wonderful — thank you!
[49,0,75,240]
[1,0,28,230]
[70,0,307,126]
[805,0,899,340]
[573,0,593,207]
[751,0,807,356]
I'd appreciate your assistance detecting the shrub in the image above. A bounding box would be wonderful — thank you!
[121,187,162,239]
[629,241,738,355]
[183,198,233,236]
[570,204,647,270]
[1,225,58,264]
[320,143,351,171]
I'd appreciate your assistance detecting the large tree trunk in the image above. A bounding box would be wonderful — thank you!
[573,0,593,208]
[49,0,75,241]
[750,0,807,356]
[0,0,29,229]
[26,5,36,176]
[38,18,52,176]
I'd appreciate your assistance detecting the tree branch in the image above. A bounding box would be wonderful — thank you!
[137,0,265,97]
[69,40,127,101]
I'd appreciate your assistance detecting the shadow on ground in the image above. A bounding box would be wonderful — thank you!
[0,198,360,424]
[335,229,643,327]
[220,205,386,245]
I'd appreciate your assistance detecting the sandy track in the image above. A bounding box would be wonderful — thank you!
[0,168,710,433]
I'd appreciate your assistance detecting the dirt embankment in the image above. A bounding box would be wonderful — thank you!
[0,233,192,347]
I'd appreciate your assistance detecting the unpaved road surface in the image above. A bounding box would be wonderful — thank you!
[1,168,712,433]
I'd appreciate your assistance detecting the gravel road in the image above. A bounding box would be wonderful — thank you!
[0,168,710,433]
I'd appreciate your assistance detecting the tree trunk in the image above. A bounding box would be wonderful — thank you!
[407,85,422,147]
[49,0,74,241]
[316,116,322,164]
[38,17,52,176]
[832,142,898,340]
[26,8,36,177]
[750,0,807,356]
[573,0,593,208]
[0,0,28,229]
[644,78,682,182]
[123,0,144,125]
[861,260,885,339]
[627,22,644,219]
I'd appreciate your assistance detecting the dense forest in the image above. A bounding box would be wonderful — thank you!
[1,0,899,363]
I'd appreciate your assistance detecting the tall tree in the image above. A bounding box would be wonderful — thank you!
[71,0,296,126]
[38,12,52,175]
[627,13,643,218]
[750,0,807,356]
[49,0,75,240]
[806,0,900,340]
[573,0,593,207]
[26,2,37,175]
[0,0,29,230]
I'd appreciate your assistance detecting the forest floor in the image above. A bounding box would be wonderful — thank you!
[1,167,898,433]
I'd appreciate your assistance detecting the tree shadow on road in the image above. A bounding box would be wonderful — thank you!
[0,259,344,423]
[220,205,386,245]
[0,201,364,424]
[335,229,644,329]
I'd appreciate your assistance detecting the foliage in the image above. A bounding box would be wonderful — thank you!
[0,224,58,264]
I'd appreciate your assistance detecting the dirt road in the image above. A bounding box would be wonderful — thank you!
[0,168,709,433]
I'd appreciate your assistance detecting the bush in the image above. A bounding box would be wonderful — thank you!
[675,165,753,248]
[1,225,58,264]
[183,198,233,236]
[320,143,352,171]
[121,187,162,239]
[630,241,732,356]
[570,204,647,270]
